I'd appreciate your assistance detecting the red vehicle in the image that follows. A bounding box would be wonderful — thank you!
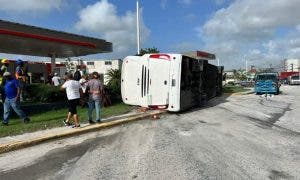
[280,71,299,84]
[1,59,66,83]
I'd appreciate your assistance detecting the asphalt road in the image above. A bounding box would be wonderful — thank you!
[0,85,299,180]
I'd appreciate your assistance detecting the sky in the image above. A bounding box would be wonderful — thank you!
[1,0,300,70]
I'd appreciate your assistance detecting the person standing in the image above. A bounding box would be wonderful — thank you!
[0,58,9,103]
[79,74,89,107]
[0,58,9,75]
[15,59,26,82]
[79,74,88,94]
[73,69,81,81]
[87,72,103,124]
[2,72,30,126]
[52,73,61,86]
[47,73,53,85]
[61,73,82,128]
[15,59,26,101]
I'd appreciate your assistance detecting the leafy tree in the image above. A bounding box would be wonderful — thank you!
[63,57,76,72]
[137,47,160,56]
[233,69,247,81]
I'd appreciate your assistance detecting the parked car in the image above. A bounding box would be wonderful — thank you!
[255,73,280,95]
[288,74,300,85]
[240,80,255,87]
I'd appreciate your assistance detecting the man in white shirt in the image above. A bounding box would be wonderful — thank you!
[52,73,61,86]
[61,73,82,128]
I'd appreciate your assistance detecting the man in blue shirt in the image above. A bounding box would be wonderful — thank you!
[2,72,30,126]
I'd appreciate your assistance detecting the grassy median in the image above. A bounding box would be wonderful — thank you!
[223,85,249,93]
[0,103,133,138]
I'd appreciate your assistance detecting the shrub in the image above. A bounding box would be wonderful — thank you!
[100,86,112,107]
[25,84,66,103]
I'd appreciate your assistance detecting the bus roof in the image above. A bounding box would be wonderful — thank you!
[256,72,278,77]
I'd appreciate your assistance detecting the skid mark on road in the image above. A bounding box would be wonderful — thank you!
[219,103,300,136]
[269,170,293,180]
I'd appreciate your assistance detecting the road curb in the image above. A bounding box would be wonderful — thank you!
[0,110,167,154]
[224,90,254,96]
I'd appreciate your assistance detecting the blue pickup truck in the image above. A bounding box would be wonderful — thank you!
[255,73,280,95]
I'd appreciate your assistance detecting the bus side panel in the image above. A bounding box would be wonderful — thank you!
[202,62,223,100]
[203,62,214,100]
[167,55,181,112]
[121,56,143,106]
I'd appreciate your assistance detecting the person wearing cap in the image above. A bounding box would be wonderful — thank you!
[52,73,61,86]
[0,58,9,103]
[2,72,30,126]
[86,72,103,124]
[0,58,9,75]
[15,59,26,81]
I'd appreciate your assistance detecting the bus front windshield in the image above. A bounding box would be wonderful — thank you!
[256,74,277,81]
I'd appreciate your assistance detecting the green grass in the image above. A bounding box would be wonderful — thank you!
[223,85,248,93]
[0,103,133,138]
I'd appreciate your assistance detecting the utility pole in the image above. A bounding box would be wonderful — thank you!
[136,0,141,55]
[50,54,56,74]
[283,59,287,71]
[291,63,294,72]
[217,58,220,66]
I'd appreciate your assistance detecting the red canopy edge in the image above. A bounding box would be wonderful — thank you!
[0,28,96,48]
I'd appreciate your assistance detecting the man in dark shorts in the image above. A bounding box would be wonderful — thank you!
[61,73,82,128]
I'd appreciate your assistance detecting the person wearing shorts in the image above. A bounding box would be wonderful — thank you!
[61,73,82,128]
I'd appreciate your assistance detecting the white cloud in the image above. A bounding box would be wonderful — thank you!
[75,0,150,57]
[0,0,64,13]
[198,0,300,69]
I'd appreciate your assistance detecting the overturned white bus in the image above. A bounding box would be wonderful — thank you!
[121,51,223,112]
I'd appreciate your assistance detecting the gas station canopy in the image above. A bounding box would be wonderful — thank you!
[0,19,112,58]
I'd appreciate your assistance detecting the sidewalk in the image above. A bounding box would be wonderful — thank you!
[0,109,166,154]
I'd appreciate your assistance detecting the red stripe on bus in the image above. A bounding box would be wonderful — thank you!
[149,54,171,60]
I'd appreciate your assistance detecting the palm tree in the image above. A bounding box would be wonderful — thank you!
[106,69,121,101]
[136,47,160,56]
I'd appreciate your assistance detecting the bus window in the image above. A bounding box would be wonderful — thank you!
[181,57,192,91]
